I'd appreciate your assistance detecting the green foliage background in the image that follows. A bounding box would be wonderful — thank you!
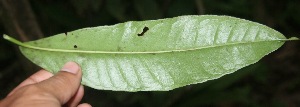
[1,0,300,106]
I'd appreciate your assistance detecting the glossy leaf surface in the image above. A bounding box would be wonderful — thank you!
[4,15,298,91]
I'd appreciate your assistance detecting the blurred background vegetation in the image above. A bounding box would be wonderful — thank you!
[0,0,300,106]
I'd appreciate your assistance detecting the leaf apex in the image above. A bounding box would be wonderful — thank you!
[3,34,10,40]
[288,37,300,40]
[2,34,25,47]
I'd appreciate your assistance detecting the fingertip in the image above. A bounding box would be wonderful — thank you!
[77,103,92,107]
[60,62,80,74]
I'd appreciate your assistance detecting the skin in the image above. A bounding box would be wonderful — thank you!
[0,62,91,107]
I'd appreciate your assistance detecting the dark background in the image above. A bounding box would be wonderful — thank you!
[0,0,300,106]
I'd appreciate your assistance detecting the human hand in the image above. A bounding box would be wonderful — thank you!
[0,62,91,107]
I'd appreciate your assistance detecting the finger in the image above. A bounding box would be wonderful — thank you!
[77,103,92,107]
[65,85,84,107]
[35,62,82,104]
[7,70,53,96]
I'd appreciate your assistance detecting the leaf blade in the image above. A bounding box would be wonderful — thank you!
[4,15,298,91]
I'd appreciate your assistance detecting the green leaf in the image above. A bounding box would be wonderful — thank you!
[3,15,298,91]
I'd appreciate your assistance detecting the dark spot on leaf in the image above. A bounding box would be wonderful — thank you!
[138,26,149,36]
[74,45,77,48]
[65,32,68,35]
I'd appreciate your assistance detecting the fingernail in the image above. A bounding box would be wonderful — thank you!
[61,62,79,74]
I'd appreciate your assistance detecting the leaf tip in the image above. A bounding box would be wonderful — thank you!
[3,34,10,40]
[2,34,25,47]
[288,37,300,40]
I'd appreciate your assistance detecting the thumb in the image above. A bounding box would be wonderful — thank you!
[36,62,82,104]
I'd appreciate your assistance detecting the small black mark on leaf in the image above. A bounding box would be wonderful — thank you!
[138,26,149,36]
[74,45,77,48]
[65,32,68,36]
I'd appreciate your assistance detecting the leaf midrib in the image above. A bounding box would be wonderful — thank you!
[4,35,290,54]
